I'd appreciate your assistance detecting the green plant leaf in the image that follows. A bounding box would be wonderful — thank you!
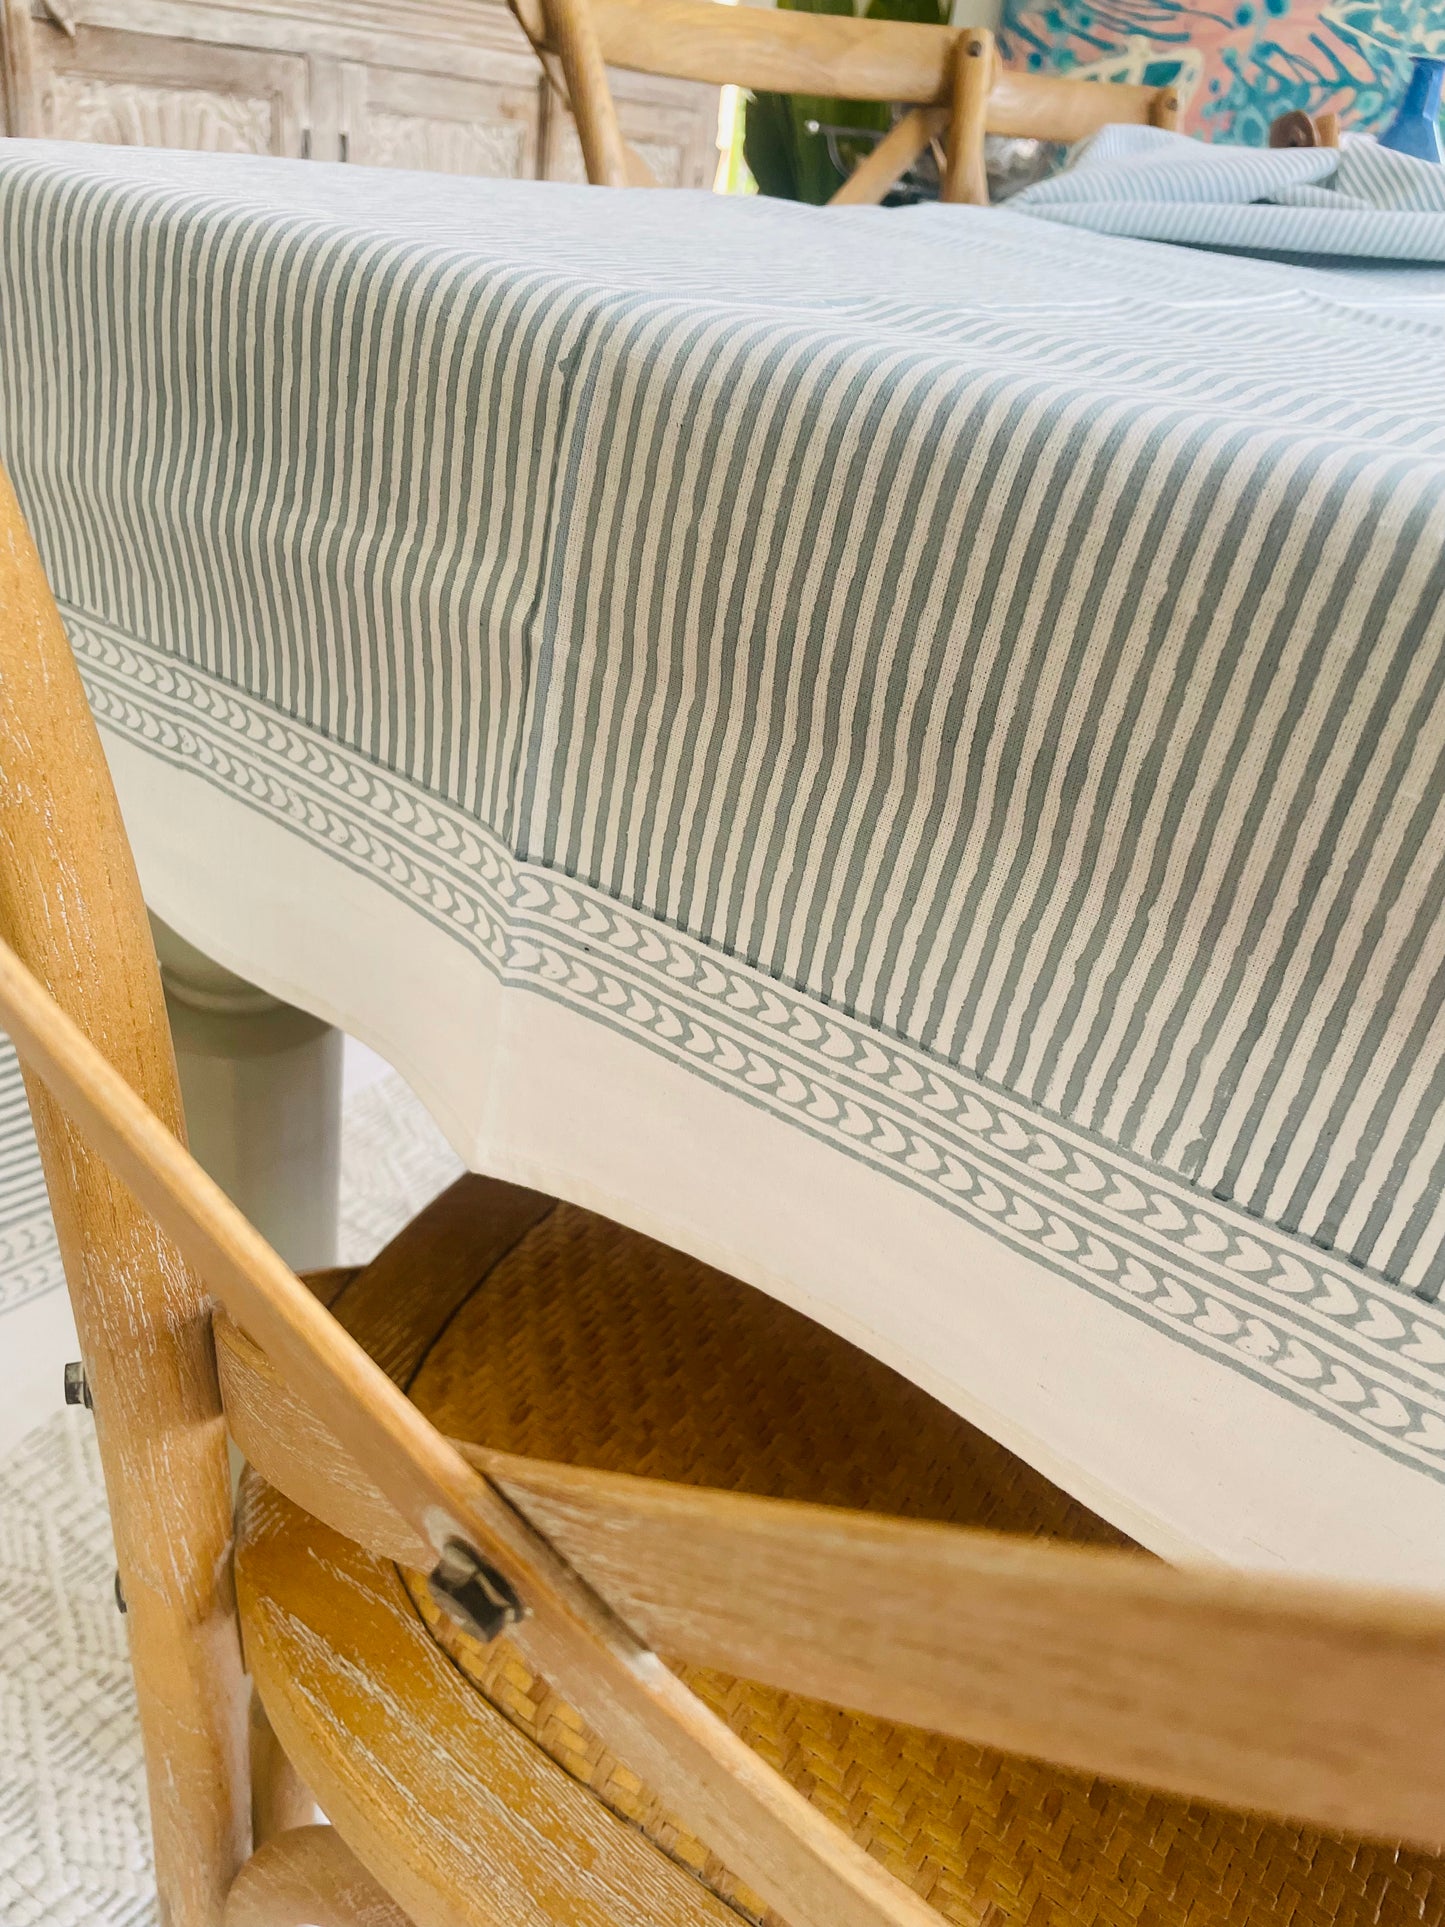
[865,0,949,25]
[742,88,802,199]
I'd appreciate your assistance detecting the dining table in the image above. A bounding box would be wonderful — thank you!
[3,136,1445,1587]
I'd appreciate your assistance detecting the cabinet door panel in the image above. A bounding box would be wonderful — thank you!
[341,59,541,177]
[32,21,307,155]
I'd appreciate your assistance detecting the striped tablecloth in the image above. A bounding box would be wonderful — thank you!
[4,139,1445,1584]
[1014,126,1445,263]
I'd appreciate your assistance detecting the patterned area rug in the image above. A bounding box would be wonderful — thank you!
[0,1068,461,1926]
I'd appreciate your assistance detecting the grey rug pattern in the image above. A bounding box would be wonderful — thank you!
[0,1070,461,1926]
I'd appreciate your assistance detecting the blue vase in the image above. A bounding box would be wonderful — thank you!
[1379,53,1445,164]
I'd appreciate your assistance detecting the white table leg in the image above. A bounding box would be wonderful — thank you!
[150,917,342,1270]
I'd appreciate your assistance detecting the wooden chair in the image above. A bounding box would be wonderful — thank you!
[4,453,1445,1927]
[510,0,1181,205]
[1270,107,1342,149]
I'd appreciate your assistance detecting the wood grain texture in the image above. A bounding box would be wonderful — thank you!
[216,1266,1445,1852]
[299,1265,364,1310]
[942,28,990,205]
[218,1180,555,1563]
[46,68,276,147]
[0,466,249,1927]
[488,1453,1445,1852]
[515,0,1163,126]
[510,11,663,184]
[828,104,944,206]
[0,938,944,1927]
[224,1825,411,1927]
[1,0,38,134]
[539,0,628,184]
[32,21,311,152]
[512,0,960,103]
[250,1690,318,1848]
[510,0,1170,194]
[218,1307,433,1566]
[338,57,542,177]
[236,1481,744,1927]
[355,1194,1445,1924]
[984,62,1161,141]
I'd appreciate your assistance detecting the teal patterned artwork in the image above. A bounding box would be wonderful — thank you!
[997,0,1415,145]
[1326,0,1445,57]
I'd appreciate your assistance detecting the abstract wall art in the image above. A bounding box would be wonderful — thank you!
[997,0,1414,145]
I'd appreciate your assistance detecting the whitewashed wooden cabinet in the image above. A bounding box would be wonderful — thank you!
[0,0,720,186]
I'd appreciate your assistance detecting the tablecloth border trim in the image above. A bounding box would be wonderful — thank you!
[71,614,1445,1480]
[0,1216,65,1316]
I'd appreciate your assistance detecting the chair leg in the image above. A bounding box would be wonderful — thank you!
[539,0,629,185]
[53,1232,250,1926]
[943,28,993,205]
[0,435,250,1927]
[251,1688,318,1846]
[92,1326,250,1927]
[225,1827,411,1927]
[0,0,40,136]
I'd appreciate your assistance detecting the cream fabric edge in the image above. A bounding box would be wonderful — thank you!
[102,724,1445,1591]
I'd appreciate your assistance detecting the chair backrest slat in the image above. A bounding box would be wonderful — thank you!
[494,1453,1445,1854]
[828,105,946,207]
[0,921,945,1927]
[574,0,956,102]
[988,63,1167,141]
[509,0,1177,204]
[209,1295,1445,1857]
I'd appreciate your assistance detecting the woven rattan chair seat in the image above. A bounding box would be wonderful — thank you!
[396,1202,1445,1927]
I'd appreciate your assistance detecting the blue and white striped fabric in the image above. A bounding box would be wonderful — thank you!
[1014,125,1445,261]
[3,139,1445,1580]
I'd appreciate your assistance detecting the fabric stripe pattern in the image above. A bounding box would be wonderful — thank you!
[2,140,1445,1455]
[1014,124,1445,262]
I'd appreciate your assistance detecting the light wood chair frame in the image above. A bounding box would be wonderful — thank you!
[3,463,1445,1927]
[508,0,1180,205]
